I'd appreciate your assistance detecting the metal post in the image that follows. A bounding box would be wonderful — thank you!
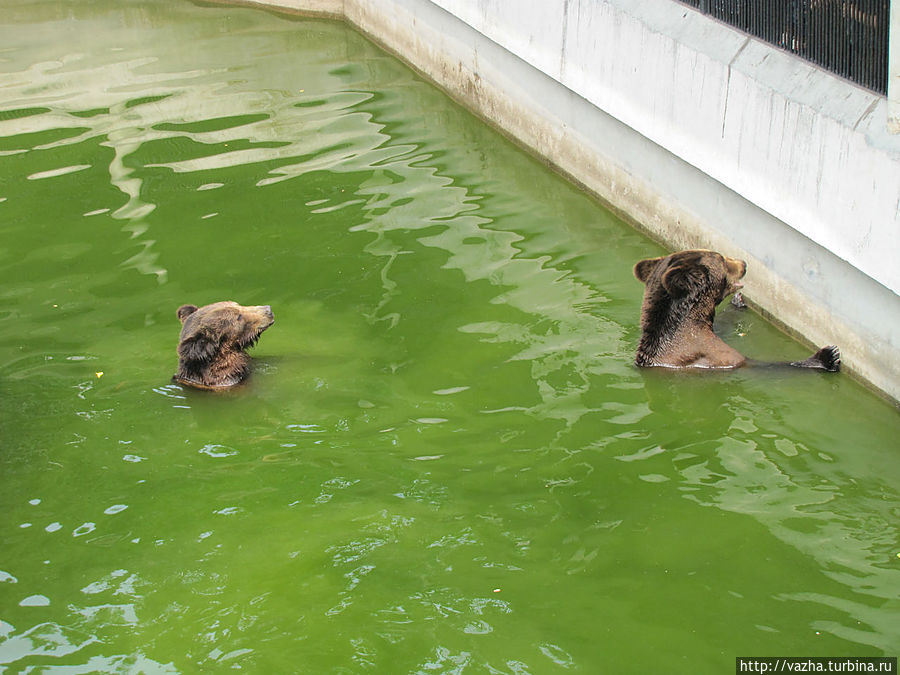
[889,0,900,132]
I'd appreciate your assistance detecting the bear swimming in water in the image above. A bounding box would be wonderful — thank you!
[174,301,274,389]
[633,249,840,371]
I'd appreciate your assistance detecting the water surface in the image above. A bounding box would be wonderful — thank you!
[1,1,898,672]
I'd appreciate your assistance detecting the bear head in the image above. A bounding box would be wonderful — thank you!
[174,301,274,389]
[633,250,746,368]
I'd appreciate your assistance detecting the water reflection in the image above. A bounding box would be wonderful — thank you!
[5,0,632,446]
[636,372,900,650]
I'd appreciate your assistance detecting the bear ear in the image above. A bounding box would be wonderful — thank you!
[177,305,199,323]
[661,263,707,297]
[633,257,664,283]
[178,334,219,363]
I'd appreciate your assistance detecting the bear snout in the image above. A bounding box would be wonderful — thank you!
[723,256,747,278]
[723,257,747,294]
[254,305,274,327]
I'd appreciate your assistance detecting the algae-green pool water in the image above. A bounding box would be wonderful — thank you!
[1,1,898,672]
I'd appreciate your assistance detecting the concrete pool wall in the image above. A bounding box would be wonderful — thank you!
[233,0,900,404]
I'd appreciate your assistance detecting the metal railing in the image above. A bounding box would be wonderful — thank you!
[677,0,889,94]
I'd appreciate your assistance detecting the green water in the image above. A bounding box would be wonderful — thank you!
[1,1,898,672]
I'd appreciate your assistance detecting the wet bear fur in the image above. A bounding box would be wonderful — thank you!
[633,249,840,371]
[174,301,274,389]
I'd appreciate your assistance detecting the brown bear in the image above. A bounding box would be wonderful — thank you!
[633,249,840,371]
[173,301,274,389]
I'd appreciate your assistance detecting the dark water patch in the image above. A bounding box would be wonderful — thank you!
[153,112,270,134]
[0,106,51,122]
[124,93,174,109]
[294,97,330,109]
[128,135,292,169]
[0,126,90,152]
[69,107,111,118]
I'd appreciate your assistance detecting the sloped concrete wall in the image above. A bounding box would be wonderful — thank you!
[235,0,900,404]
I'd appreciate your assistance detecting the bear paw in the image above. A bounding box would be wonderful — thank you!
[817,345,841,372]
[730,292,747,310]
[791,346,841,372]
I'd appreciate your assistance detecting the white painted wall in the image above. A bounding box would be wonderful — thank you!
[233,0,900,403]
[432,0,900,297]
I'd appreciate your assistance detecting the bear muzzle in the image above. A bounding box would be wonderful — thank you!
[724,257,747,295]
[254,305,274,327]
[241,305,274,346]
